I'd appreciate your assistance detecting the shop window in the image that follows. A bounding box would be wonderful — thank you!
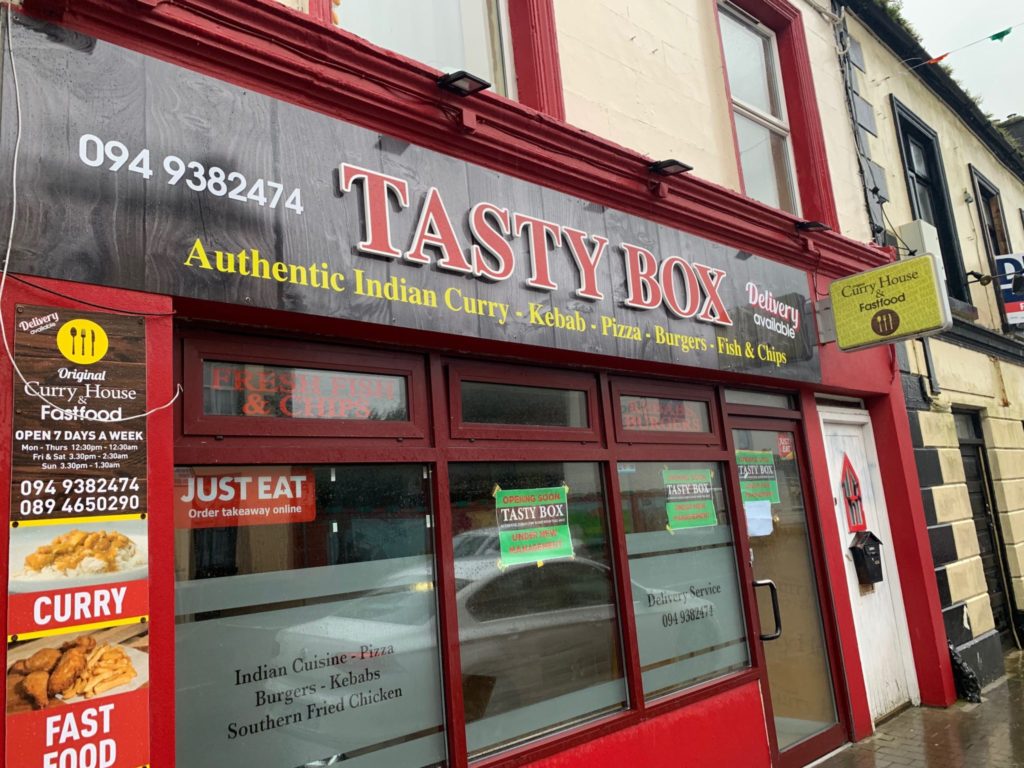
[970,165,1013,259]
[333,0,517,97]
[182,334,428,439]
[719,4,799,214]
[618,461,749,699]
[449,461,626,757]
[611,378,718,445]
[449,361,600,441]
[892,97,969,304]
[174,463,447,768]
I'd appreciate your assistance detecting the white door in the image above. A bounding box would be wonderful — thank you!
[818,406,920,722]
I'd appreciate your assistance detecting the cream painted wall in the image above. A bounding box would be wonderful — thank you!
[552,0,870,239]
[847,14,1024,333]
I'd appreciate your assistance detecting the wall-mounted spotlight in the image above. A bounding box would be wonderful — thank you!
[436,70,491,96]
[967,270,993,286]
[795,220,830,233]
[648,159,693,176]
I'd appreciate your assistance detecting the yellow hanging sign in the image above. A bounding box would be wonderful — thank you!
[829,254,952,351]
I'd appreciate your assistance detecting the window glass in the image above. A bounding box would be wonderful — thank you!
[735,113,796,213]
[203,361,408,421]
[618,462,749,699]
[461,380,589,428]
[912,179,937,225]
[909,140,930,177]
[449,462,626,757]
[334,0,515,97]
[174,464,446,768]
[620,395,710,433]
[719,9,779,116]
[724,389,794,410]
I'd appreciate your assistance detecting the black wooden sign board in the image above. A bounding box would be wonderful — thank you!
[0,17,820,382]
[10,305,148,524]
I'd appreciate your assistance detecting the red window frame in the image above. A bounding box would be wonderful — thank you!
[610,377,720,446]
[307,0,565,118]
[447,359,601,443]
[714,0,839,228]
[181,332,429,440]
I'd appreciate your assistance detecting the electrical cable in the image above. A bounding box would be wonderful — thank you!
[1,8,182,423]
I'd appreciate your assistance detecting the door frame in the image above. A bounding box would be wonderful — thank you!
[726,413,852,768]
[817,405,920,720]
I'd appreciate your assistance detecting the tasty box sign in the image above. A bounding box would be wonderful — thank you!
[6,306,150,768]
[0,20,820,383]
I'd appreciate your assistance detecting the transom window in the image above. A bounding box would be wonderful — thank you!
[718,4,799,215]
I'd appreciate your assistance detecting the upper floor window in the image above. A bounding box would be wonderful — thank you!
[718,4,799,215]
[892,98,969,305]
[333,0,517,97]
[970,165,1012,259]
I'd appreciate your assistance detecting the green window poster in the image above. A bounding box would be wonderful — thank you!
[662,468,718,530]
[736,450,780,504]
[495,485,575,566]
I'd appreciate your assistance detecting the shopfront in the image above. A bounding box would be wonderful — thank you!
[1,5,954,768]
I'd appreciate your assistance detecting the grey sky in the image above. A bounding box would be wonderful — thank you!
[894,0,1024,120]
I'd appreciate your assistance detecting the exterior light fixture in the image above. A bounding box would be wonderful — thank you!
[796,220,830,232]
[968,270,1024,291]
[648,159,693,175]
[436,70,491,96]
[967,270,994,286]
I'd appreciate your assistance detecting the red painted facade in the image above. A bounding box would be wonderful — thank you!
[1,1,956,766]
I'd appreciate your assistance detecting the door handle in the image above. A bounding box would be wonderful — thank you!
[753,579,782,641]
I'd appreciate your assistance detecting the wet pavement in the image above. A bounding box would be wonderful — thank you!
[816,650,1024,767]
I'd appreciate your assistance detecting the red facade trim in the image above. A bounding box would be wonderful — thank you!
[508,0,566,120]
[21,0,877,279]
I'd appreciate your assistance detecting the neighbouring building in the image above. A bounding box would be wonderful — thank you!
[1,2,970,768]
[836,0,1024,688]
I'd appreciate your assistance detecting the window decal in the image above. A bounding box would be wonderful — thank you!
[494,485,574,566]
[662,468,718,530]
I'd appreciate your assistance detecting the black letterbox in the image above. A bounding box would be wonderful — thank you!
[849,531,884,585]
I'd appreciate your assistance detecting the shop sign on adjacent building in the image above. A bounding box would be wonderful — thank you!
[6,306,150,768]
[1,21,820,383]
[829,254,952,351]
[996,254,1024,326]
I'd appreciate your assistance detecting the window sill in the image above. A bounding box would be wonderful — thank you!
[948,297,979,322]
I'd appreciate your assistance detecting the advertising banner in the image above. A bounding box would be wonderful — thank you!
[662,468,717,530]
[494,486,574,566]
[736,450,780,504]
[6,306,149,768]
[0,19,820,383]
